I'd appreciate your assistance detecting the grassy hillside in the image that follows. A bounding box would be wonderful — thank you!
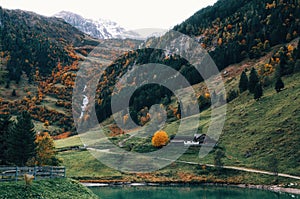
[0,178,98,199]
[55,72,300,185]
[55,134,83,149]
[181,73,300,175]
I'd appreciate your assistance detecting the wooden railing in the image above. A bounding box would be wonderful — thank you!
[0,166,66,182]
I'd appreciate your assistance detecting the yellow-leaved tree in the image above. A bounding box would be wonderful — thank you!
[35,132,61,166]
[152,130,169,148]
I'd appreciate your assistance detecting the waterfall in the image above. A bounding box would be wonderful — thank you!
[79,85,89,119]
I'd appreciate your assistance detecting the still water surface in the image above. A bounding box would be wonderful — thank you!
[90,186,299,199]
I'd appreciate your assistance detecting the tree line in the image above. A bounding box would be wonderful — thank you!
[0,111,60,166]
[174,0,300,72]
[231,40,300,102]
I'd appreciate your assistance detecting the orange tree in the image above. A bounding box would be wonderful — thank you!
[151,130,169,148]
[34,132,61,166]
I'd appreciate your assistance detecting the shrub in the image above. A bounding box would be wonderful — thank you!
[239,71,248,93]
[152,130,169,148]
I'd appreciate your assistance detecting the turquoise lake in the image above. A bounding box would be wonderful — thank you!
[90,186,299,199]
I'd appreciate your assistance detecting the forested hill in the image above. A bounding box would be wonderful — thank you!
[0,7,98,83]
[0,7,141,136]
[0,1,299,138]
[174,0,300,70]
[92,0,300,126]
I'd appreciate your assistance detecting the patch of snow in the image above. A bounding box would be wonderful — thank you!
[54,11,142,40]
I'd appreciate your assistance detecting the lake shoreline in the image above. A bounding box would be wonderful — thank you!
[80,181,300,196]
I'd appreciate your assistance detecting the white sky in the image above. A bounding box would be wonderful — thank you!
[0,0,218,30]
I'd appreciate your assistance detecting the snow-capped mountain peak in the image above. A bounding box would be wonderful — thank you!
[54,11,141,40]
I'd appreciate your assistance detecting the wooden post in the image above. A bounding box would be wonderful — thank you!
[15,166,18,182]
[0,166,66,182]
[50,166,53,178]
[34,166,37,180]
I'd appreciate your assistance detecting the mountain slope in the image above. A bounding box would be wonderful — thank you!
[174,0,300,70]
[54,11,141,40]
[56,71,300,178]
[86,0,300,130]
[0,7,141,135]
[0,7,94,79]
[69,0,300,179]
[0,7,91,133]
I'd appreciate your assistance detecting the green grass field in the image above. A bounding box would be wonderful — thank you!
[55,135,83,149]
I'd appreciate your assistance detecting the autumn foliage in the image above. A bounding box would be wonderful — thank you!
[52,131,72,140]
[34,132,60,166]
[152,130,169,148]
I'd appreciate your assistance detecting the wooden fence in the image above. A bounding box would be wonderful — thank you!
[0,166,66,182]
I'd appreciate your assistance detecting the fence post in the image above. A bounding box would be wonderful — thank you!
[50,167,53,178]
[15,166,18,182]
[34,166,37,180]
[0,166,67,182]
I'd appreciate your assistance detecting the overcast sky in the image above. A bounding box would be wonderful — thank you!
[0,0,218,30]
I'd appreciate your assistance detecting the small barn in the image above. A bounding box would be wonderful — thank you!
[184,134,206,146]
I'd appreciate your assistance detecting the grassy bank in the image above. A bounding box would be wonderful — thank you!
[0,178,98,199]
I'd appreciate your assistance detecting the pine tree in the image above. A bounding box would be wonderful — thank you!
[226,90,238,103]
[275,77,285,93]
[198,95,211,110]
[11,89,16,97]
[254,83,263,100]
[0,114,12,165]
[239,71,249,93]
[248,68,259,93]
[7,111,36,166]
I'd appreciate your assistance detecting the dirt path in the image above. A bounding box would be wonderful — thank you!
[172,159,300,180]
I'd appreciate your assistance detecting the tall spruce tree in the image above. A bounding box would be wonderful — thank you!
[248,68,259,93]
[275,77,285,93]
[0,114,12,165]
[254,83,263,100]
[239,71,249,93]
[7,111,36,166]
